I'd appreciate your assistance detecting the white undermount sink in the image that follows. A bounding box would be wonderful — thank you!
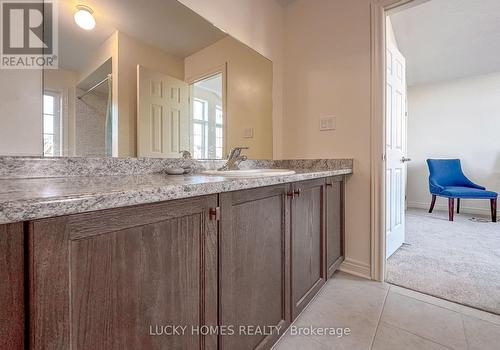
[202,169,296,177]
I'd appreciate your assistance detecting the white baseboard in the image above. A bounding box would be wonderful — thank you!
[339,258,371,279]
[408,201,497,216]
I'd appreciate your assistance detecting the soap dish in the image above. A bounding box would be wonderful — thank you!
[165,167,185,175]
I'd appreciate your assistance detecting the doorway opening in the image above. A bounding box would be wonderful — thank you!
[383,0,500,315]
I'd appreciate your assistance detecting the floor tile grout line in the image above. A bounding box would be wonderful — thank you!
[378,320,457,350]
[388,283,500,327]
[389,284,470,315]
[369,284,390,350]
[460,313,471,350]
[379,287,460,350]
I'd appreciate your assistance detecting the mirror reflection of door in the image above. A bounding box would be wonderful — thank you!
[190,73,224,159]
[0,0,273,159]
[137,66,189,158]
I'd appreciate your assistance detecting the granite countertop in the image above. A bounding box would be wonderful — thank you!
[0,168,352,224]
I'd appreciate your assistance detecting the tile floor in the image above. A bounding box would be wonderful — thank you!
[273,272,500,350]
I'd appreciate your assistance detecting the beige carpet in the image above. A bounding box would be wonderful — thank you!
[386,208,500,315]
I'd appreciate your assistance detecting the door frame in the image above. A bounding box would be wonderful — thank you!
[370,0,429,281]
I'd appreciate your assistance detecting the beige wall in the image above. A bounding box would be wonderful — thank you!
[0,70,43,156]
[181,0,373,273]
[3,0,376,275]
[78,32,118,85]
[282,0,372,270]
[185,36,273,159]
[116,32,185,157]
[178,0,285,158]
[407,72,500,215]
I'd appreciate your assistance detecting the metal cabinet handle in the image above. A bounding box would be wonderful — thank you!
[401,157,412,163]
[287,189,301,198]
[209,207,220,221]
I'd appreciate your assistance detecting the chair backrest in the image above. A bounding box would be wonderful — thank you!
[426,159,469,187]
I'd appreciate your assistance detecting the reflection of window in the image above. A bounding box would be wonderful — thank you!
[192,98,208,159]
[215,106,223,159]
[43,92,62,156]
[191,72,223,159]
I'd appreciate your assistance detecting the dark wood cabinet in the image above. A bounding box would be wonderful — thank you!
[28,195,218,350]
[290,178,326,320]
[0,223,25,350]
[1,176,346,350]
[325,176,345,279]
[219,184,290,350]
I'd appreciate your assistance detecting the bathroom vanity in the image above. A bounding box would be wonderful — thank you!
[0,158,350,350]
[0,0,352,348]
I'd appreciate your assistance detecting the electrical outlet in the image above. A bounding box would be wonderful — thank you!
[319,115,336,131]
[243,128,254,138]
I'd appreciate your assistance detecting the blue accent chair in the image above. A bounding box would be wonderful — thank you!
[427,159,497,222]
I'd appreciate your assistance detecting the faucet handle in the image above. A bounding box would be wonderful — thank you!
[227,146,249,159]
[231,146,249,152]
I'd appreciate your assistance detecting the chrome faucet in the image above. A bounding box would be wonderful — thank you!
[218,147,249,171]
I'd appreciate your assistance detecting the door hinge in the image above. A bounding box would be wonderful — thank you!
[209,207,220,221]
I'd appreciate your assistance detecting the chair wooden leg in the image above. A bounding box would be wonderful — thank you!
[491,198,497,223]
[448,198,454,221]
[429,195,437,213]
[457,198,460,214]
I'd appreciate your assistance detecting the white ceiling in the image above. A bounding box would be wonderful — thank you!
[390,0,500,86]
[58,0,227,72]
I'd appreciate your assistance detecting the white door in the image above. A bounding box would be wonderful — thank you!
[137,66,189,158]
[385,41,407,258]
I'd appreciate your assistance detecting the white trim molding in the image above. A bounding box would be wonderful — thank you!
[370,0,428,282]
[340,258,372,279]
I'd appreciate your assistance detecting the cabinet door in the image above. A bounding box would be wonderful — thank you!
[325,176,345,279]
[290,178,325,320]
[0,223,24,350]
[29,195,218,350]
[219,185,290,350]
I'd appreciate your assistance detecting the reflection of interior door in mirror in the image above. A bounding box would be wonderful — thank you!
[190,73,224,159]
[137,66,189,158]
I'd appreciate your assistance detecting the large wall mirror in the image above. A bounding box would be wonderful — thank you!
[1,0,273,160]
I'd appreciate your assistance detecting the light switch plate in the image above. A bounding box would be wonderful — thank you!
[244,128,254,138]
[319,115,336,131]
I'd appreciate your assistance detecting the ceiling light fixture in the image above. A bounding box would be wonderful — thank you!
[74,5,96,30]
